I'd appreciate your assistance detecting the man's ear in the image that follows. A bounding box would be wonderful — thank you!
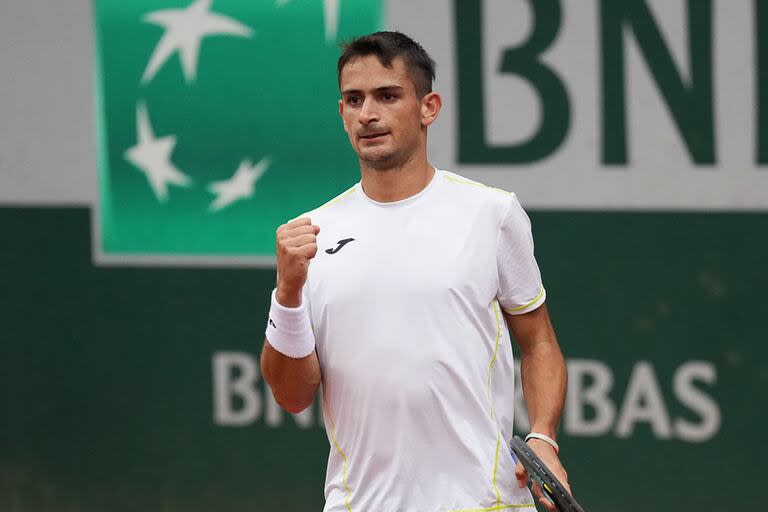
[420,92,442,128]
[339,99,349,134]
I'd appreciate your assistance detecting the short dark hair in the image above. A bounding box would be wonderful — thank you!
[337,31,436,97]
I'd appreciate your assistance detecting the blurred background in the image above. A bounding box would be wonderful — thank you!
[1,0,766,510]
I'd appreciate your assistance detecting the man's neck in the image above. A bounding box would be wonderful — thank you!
[359,157,436,203]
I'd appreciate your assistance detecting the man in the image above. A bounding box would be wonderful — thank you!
[261,31,570,512]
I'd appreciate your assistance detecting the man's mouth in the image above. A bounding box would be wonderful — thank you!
[359,132,389,140]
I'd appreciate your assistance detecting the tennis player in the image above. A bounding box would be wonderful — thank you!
[261,31,571,512]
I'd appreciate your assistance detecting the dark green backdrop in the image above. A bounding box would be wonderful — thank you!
[1,207,766,511]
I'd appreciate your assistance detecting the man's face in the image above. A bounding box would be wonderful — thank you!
[338,55,427,169]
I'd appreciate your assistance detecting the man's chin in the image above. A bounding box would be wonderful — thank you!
[359,150,399,170]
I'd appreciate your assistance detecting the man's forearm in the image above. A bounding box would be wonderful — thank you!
[520,338,567,438]
[261,340,321,414]
[265,216,322,413]
[507,305,571,503]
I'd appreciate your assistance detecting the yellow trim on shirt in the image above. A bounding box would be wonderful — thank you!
[324,393,353,512]
[448,504,537,512]
[502,287,545,314]
[491,431,503,506]
[442,173,514,196]
[315,185,356,212]
[486,301,502,419]
[487,302,504,506]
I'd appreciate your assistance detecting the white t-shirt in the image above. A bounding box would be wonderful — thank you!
[302,169,545,512]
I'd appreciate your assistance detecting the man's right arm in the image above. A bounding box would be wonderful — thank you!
[261,341,320,414]
[260,218,322,414]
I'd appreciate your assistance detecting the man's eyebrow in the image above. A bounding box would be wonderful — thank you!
[341,85,405,95]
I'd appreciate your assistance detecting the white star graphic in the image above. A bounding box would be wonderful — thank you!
[124,102,192,202]
[141,0,254,84]
[208,157,271,212]
[276,0,340,42]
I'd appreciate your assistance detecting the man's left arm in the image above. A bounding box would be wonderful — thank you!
[503,303,570,511]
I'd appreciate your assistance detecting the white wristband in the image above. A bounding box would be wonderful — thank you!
[265,289,316,358]
[525,432,559,453]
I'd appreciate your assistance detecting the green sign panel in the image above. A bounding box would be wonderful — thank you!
[2,207,767,511]
[93,0,381,264]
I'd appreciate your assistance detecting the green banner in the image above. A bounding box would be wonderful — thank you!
[93,0,381,264]
[1,207,766,511]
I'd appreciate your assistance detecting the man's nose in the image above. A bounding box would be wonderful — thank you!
[359,98,380,124]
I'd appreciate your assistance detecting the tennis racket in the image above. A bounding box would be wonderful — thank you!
[509,436,585,512]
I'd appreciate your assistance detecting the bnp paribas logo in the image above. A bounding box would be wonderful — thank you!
[93,0,381,266]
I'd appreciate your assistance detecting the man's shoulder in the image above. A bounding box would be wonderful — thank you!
[293,184,359,223]
[437,169,518,208]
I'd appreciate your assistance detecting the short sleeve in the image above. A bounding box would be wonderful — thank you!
[496,194,546,315]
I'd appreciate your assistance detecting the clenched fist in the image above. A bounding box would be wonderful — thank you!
[275,217,320,307]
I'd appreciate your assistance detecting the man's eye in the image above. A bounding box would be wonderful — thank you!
[347,96,361,105]
[382,93,395,101]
